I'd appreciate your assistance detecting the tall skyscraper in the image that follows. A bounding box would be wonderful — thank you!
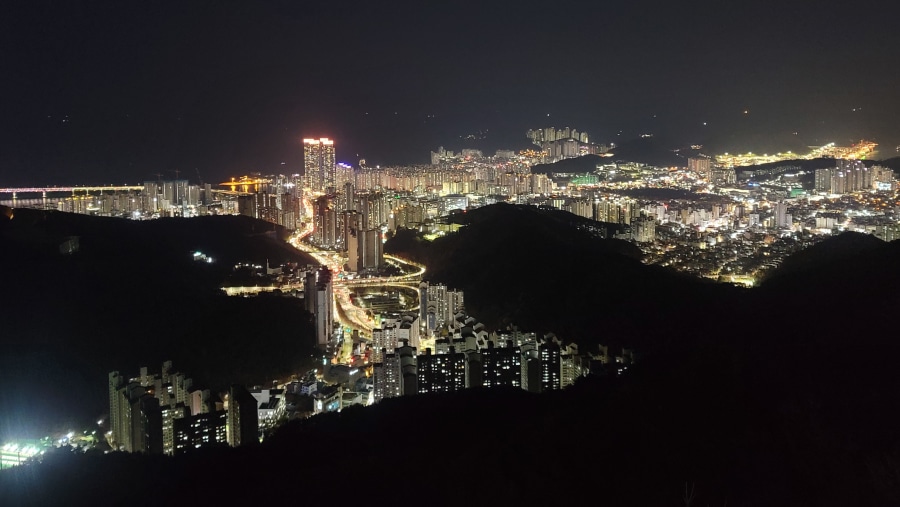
[374,349,401,402]
[425,283,465,332]
[815,168,833,193]
[340,209,361,253]
[631,215,656,243]
[688,157,712,179]
[174,411,227,455]
[418,282,428,326]
[303,138,336,193]
[560,350,585,389]
[108,372,124,450]
[131,396,163,454]
[398,343,418,396]
[481,340,522,389]
[312,195,337,247]
[226,385,259,448]
[305,266,334,348]
[359,228,383,272]
[372,321,399,363]
[539,340,561,392]
[161,405,189,456]
[774,202,789,228]
[417,347,466,394]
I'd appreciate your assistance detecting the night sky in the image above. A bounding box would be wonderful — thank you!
[2,0,898,186]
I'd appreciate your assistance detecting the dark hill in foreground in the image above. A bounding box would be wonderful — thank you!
[385,213,900,504]
[387,203,734,350]
[0,207,311,266]
[607,137,688,167]
[5,211,900,504]
[4,334,900,506]
[0,384,773,506]
[758,231,900,296]
[0,210,318,440]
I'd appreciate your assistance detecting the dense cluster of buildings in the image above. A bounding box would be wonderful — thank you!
[11,133,900,306]
[303,138,336,193]
[814,160,895,194]
[107,362,259,455]
[524,126,611,163]
[221,136,900,291]
[105,361,366,456]
[304,266,334,349]
[369,305,631,403]
[25,133,897,467]
[309,189,385,272]
[50,180,220,218]
[364,284,632,403]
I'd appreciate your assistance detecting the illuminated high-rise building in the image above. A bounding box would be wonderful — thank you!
[359,228,383,272]
[312,195,337,247]
[539,339,561,392]
[815,168,833,193]
[355,191,389,229]
[334,162,354,192]
[481,340,522,389]
[872,166,895,191]
[424,283,465,333]
[173,410,227,455]
[161,405,189,456]
[162,180,189,206]
[836,159,869,192]
[688,157,711,179]
[560,344,583,388]
[305,266,334,348]
[373,349,401,402]
[774,202,790,228]
[303,138,336,193]
[340,210,361,253]
[372,323,398,363]
[417,347,466,394]
[631,215,656,243]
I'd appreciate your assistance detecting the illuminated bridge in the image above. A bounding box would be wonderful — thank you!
[0,186,145,196]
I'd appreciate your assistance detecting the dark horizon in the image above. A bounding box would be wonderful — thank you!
[2,1,899,186]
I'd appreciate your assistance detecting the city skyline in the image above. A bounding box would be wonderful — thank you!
[5,2,900,502]
[3,1,900,186]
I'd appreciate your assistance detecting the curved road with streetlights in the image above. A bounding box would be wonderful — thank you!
[288,224,425,341]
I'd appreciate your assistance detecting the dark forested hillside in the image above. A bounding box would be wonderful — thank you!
[0,209,318,440]
[4,207,900,506]
[387,203,733,350]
